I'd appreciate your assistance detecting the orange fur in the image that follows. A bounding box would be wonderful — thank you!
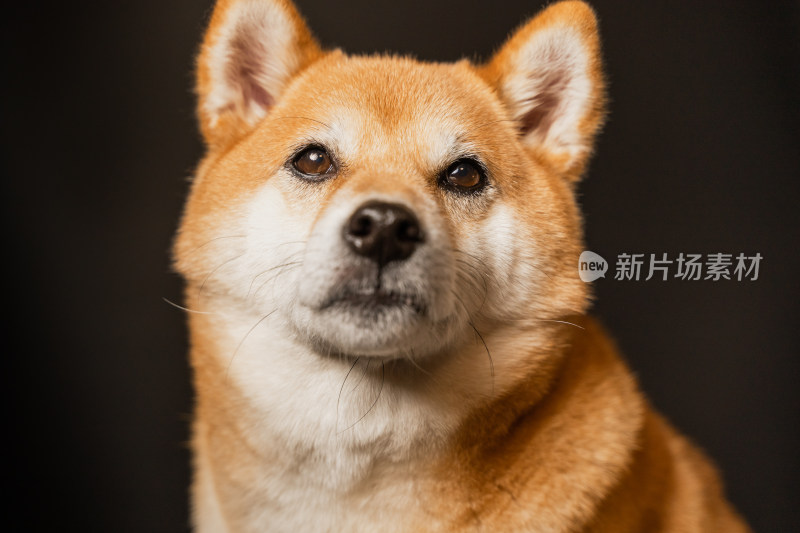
[175,1,750,531]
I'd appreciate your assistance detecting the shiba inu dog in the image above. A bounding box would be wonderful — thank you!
[173,0,751,530]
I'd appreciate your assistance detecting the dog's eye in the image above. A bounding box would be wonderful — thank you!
[292,146,334,177]
[441,159,484,192]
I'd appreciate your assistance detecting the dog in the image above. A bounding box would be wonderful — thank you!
[173,0,751,530]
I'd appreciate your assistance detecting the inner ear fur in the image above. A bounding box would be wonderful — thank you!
[480,1,606,181]
[195,0,322,149]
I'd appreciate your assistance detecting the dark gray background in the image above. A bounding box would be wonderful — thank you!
[4,0,798,530]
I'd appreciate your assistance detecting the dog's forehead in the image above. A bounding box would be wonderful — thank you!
[280,55,503,165]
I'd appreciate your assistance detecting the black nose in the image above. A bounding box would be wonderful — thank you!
[343,201,423,266]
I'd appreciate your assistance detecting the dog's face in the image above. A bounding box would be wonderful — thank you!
[175,0,605,363]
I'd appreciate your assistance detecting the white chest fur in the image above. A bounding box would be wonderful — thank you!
[191,305,494,532]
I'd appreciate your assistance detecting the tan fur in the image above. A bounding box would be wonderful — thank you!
[175,1,750,531]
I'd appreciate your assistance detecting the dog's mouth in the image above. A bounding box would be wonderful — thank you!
[320,289,425,316]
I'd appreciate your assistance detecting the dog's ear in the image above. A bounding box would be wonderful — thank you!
[196,0,322,148]
[482,1,606,181]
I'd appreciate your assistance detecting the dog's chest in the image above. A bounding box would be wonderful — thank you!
[266,470,426,533]
[199,444,437,533]
[195,316,461,532]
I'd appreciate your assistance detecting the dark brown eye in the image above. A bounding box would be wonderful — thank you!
[292,146,334,176]
[442,159,484,191]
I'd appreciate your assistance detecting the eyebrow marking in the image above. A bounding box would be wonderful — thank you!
[273,115,333,130]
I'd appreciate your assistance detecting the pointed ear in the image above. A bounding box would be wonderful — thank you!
[196,0,322,148]
[482,1,606,181]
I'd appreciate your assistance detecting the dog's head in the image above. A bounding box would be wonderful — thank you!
[175,0,605,362]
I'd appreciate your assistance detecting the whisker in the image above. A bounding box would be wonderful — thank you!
[454,257,489,312]
[161,297,217,315]
[469,321,495,397]
[498,316,586,331]
[350,359,371,392]
[450,289,471,321]
[405,348,433,377]
[247,257,303,299]
[453,247,553,283]
[336,357,361,432]
[451,248,485,266]
[224,310,277,379]
[197,253,245,306]
[447,286,495,396]
[339,361,385,434]
[454,256,485,282]
[273,115,333,130]
[535,319,585,330]
[180,235,246,261]
[251,262,302,301]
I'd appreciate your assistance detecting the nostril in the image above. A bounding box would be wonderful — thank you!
[349,214,374,237]
[396,220,421,243]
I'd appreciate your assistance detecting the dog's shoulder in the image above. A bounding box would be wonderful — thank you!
[422,318,746,532]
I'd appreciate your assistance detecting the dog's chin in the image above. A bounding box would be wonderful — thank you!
[292,291,448,359]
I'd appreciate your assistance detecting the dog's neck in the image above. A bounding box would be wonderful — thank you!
[187,294,572,490]
[188,297,646,531]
